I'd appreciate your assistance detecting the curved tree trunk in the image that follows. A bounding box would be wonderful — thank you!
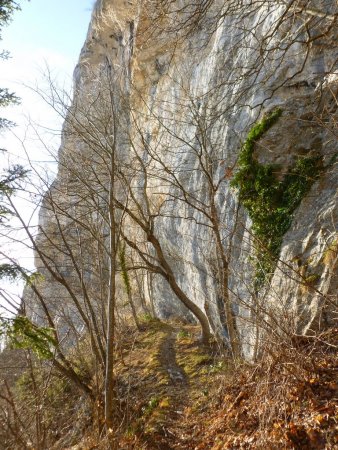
[148,234,212,344]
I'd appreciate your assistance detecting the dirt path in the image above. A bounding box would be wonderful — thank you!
[158,330,187,385]
[149,325,213,449]
[147,327,190,449]
[116,321,217,449]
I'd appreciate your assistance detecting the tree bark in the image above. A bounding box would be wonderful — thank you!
[147,234,212,344]
[210,198,240,358]
[105,131,117,432]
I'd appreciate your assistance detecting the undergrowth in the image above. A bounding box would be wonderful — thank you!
[195,327,338,449]
[0,356,91,450]
[2,320,336,449]
[231,109,323,288]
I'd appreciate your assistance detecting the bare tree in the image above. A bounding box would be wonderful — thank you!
[1,2,336,446]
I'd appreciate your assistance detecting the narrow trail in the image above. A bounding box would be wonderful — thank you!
[152,327,191,449]
[116,321,218,449]
[62,320,338,449]
[158,330,187,385]
[149,325,213,449]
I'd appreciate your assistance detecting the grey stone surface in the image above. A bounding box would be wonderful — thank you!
[25,0,337,356]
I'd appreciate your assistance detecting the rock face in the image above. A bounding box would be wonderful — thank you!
[26,0,337,356]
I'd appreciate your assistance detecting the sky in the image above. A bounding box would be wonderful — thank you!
[0,0,95,311]
[1,0,95,157]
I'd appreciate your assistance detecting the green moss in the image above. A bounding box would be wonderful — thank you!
[208,361,227,374]
[139,313,156,324]
[231,109,322,288]
[177,329,190,340]
[177,350,212,377]
[119,243,131,295]
[142,396,160,416]
[322,239,338,266]
[304,274,320,285]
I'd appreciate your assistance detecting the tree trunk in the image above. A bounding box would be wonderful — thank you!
[105,150,116,431]
[210,196,240,358]
[148,234,212,344]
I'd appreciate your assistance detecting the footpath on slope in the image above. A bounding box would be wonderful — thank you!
[70,319,337,450]
[116,320,223,450]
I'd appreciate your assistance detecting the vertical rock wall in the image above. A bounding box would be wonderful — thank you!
[26,0,337,355]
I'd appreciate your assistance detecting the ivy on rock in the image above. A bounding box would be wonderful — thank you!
[231,109,322,288]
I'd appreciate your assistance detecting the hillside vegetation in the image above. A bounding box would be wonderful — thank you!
[1,1,337,448]
[1,319,336,449]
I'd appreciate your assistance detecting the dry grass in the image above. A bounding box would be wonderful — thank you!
[191,328,338,449]
[2,321,336,449]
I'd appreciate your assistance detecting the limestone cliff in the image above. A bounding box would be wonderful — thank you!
[26,0,337,355]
